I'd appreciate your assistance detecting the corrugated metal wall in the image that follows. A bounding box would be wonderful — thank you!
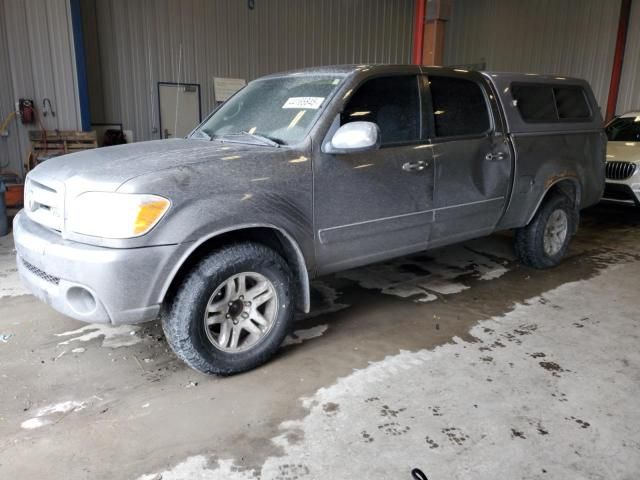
[3,0,636,180]
[0,0,20,175]
[443,0,621,113]
[617,0,640,114]
[0,0,82,177]
[81,0,416,142]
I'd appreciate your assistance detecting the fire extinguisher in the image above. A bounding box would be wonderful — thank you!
[18,99,35,124]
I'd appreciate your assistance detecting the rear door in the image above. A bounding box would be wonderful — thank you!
[425,72,512,246]
[313,73,435,274]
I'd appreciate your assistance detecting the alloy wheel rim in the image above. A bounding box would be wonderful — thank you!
[543,209,569,256]
[203,272,278,353]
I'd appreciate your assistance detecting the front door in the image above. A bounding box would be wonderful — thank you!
[314,74,435,274]
[425,73,512,246]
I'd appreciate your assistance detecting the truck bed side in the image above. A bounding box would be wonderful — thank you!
[483,72,606,230]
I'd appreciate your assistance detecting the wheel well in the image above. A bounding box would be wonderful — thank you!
[536,178,581,234]
[163,227,310,313]
[546,179,580,207]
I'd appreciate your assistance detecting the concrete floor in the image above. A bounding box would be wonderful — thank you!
[0,203,638,480]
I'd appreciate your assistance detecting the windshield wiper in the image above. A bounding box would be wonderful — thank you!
[218,131,281,148]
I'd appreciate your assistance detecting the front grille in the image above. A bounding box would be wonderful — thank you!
[24,178,64,232]
[605,161,637,180]
[21,258,60,285]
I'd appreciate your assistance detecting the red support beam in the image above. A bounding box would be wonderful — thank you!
[412,0,426,65]
[423,18,447,66]
[606,0,632,121]
[415,0,451,66]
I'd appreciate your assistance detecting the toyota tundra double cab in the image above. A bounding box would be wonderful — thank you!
[14,65,605,375]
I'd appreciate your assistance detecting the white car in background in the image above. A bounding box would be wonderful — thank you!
[604,112,640,206]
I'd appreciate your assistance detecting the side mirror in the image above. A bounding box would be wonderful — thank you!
[323,121,381,154]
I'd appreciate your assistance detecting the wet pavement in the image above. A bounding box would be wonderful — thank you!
[0,202,638,479]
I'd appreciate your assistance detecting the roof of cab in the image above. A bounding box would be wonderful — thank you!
[258,64,368,79]
[258,64,602,133]
[259,64,477,80]
[259,64,589,84]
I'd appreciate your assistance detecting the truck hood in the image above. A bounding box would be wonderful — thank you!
[28,139,277,192]
[606,141,640,164]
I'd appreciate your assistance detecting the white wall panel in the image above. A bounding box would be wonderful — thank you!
[81,0,415,142]
[617,0,640,114]
[444,0,621,113]
[0,0,21,174]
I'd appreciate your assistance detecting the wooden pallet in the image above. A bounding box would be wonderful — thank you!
[27,130,98,170]
[29,130,97,154]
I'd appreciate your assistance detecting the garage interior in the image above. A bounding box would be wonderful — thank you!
[1,0,639,479]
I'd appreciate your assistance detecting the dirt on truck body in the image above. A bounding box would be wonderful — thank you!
[13,65,605,374]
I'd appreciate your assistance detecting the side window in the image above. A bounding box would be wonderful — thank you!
[428,76,490,137]
[554,86,591,119]
[341,75,420,145]
[511,85,557,122]
[512,83,592,122]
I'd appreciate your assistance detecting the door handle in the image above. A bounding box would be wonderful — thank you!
[485,152,507,161]
[402,160,428,172]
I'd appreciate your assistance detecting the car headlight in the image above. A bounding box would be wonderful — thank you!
[67,192,170,239]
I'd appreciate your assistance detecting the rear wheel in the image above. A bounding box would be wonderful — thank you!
[514,194,577,269]
[162,242,295,375]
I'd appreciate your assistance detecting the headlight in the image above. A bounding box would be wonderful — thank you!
[67,192,170,239]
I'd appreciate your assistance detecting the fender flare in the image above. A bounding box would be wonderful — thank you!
[525,176,581,226]
[159,223,311,313]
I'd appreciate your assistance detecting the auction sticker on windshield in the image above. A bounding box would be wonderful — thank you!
[282,97,325,109]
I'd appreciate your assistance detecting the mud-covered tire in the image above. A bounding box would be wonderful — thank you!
[162,242,295,375]
[514,194,577,269]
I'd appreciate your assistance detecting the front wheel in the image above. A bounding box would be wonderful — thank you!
[162,242,295,375]
[514,194,577,269]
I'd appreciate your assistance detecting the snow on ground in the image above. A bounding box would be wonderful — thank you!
[21,400,87,430]
[338,242,510,303]
[55,323,141,348]
[139,262,640,480]
[282,325,329,347]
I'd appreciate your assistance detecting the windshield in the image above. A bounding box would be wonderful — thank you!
[606,116,640,142]
[193,75,345,146]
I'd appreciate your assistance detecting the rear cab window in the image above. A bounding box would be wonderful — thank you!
[426,75,491,138]
[512,83,592,123]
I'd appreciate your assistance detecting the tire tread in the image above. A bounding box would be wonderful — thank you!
[514,194,576,269]
[162,242,294,375]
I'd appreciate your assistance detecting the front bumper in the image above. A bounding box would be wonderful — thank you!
[13,211,188,325]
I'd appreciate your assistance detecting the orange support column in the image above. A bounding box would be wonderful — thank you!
[606,0,632,121]
[422,0,451,66]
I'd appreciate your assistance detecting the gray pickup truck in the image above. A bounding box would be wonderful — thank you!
[14,65,605,375]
